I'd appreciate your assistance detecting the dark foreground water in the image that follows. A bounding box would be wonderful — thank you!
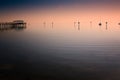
[1,23,120,80]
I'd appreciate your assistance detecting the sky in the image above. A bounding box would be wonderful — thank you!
[0,0,120,10]
[0,0,120,23]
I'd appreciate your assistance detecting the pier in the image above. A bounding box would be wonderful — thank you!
[0,20,26,30]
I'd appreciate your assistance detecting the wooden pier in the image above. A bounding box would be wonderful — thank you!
[0,20,26,30]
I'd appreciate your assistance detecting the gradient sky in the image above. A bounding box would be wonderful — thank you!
[0,0,120,10]
[0,0,120,23]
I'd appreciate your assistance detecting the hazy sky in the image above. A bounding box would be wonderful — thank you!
[0,0,120,10]
[0,0,120,22]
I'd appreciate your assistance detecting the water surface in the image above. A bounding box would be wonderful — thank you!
[0,22,120,80]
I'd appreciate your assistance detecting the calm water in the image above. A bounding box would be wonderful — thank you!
[1,22,120,80]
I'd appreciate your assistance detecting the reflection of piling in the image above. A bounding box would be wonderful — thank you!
[43,22,46,27]
[74,22,76,27]
[106,22,108,30]
[106,22,108,24]
[90,21,92,28]
[90,21,92,24]
[78,21,80,30]
[52,22,54,28]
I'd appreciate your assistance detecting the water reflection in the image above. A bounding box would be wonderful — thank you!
[0,27,26,32]
[43,22,46,28]
[74,22,76,28]
[90,21,92,28]
[51,22,54,28]
[78,21,80,30]
[106,22,108,30]
[73,21,80,30]
[1,21,120,80]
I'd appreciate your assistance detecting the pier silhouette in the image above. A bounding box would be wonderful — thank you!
[0,20,26,31]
